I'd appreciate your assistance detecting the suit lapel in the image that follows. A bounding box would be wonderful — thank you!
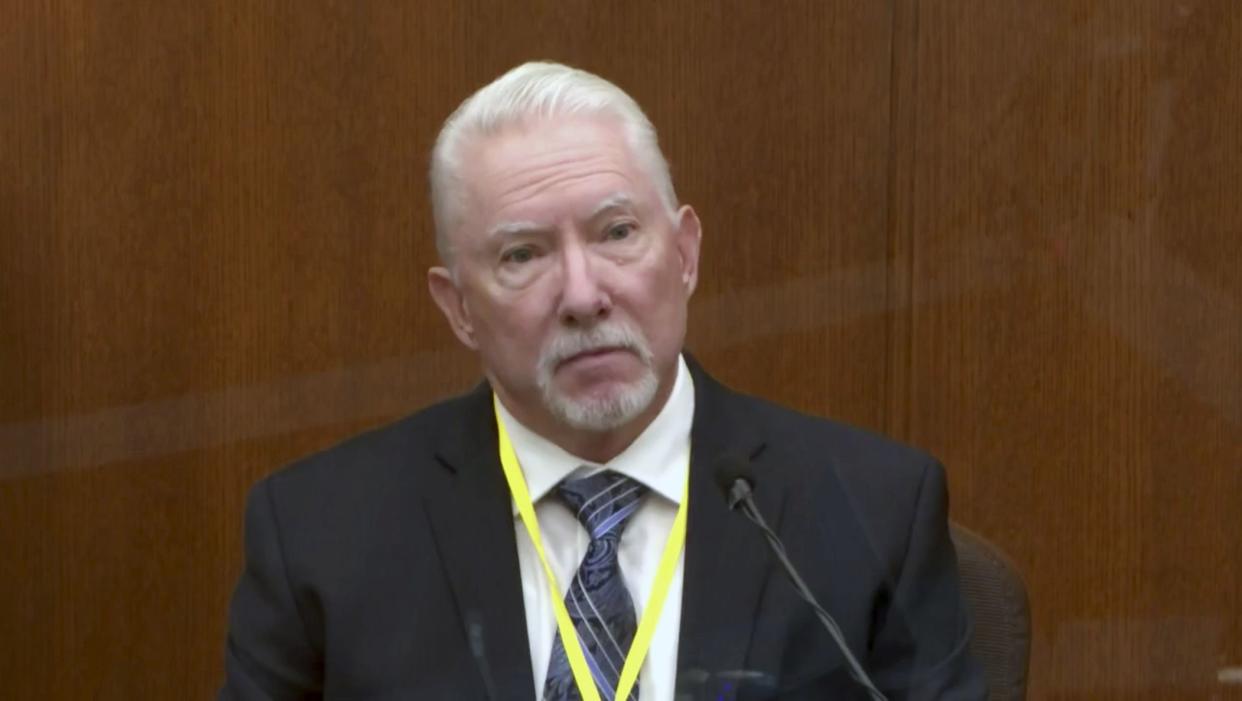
[676,360,786,695]
[423,384,536,701]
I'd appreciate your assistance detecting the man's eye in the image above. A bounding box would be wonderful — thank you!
[501,247,535,264]
[605,223,635,241]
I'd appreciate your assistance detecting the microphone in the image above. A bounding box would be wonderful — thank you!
[714,454,754,510]
[713,455,888,701]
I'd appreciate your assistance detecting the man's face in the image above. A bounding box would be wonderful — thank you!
[429,115,700,435]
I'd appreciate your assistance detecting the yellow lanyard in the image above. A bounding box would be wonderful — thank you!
[494,395,689,701]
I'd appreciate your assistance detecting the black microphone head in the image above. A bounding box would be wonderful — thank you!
[712,454,756,508]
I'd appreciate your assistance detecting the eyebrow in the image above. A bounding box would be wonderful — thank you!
[588,193,637,220]
[484,193,639,242]
[485,220,550,242]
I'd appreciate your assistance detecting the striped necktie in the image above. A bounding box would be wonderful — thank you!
[543,470,648,701]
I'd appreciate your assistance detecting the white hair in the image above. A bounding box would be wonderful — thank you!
[429,61,679,263]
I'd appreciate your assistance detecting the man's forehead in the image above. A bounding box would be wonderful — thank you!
[458,117,654,226]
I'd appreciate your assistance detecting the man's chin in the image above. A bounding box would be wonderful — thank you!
[542,373,659,433]
[553,371,635,398]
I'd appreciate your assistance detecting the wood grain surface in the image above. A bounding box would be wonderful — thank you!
[1,1,1238,698]
[899,2,1242,698]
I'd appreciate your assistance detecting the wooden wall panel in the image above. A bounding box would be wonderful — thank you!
[4,0,1239,698]
[900,1,1241,698]
[0,1,895,697]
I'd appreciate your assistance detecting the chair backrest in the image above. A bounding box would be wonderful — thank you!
[950,523,1031,701]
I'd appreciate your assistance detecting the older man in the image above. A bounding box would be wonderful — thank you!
[221,62,984,700]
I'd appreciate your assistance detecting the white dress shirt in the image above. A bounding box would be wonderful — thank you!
[498,355,693,701]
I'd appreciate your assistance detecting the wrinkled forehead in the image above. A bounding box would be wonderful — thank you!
[453,116,659,234]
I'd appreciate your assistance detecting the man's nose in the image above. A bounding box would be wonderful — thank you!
[556,242,611,328]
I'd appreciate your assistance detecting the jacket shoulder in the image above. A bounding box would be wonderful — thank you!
[257,387,483,509]
[727,391,946,560]
[743,393,939,481]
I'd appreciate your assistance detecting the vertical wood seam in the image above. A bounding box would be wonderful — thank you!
[884,0,919,443]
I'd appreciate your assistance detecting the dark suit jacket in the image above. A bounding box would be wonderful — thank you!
[221,360,985,700]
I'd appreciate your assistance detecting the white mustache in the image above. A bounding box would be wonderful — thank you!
[537,322,653,376]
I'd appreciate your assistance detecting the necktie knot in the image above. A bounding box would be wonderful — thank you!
[555,470,648,540]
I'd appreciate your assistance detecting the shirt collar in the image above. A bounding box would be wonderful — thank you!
[497,354,694,513]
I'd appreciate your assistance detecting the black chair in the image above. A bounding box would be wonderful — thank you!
[951,524,1031,701]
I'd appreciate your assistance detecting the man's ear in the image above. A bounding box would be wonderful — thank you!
[674,205,702,297]
[428,266,478,350]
